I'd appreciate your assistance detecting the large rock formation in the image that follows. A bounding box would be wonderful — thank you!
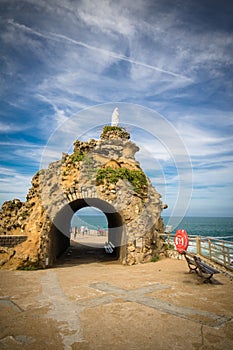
[0,126,167,269]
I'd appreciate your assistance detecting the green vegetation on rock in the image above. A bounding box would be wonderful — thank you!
[101,126,130,139]
[102,126,123,133]
[70,151,85,163]
[17,265,39,271]
[163,243,174,250]
[151,254,159,262]
[96,166,148,194]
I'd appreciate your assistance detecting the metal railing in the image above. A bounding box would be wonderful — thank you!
[161,233,233,271]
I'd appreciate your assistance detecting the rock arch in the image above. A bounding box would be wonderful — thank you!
[48,198,124,265]
[0,126,167,269]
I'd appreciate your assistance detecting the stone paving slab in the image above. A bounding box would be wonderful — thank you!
[0,258,233,350]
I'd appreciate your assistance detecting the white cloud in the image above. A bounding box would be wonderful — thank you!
[0,166,32,204]
[0,0,232,216]
[0,121,29,133]
[3,0,232,88]
[77,0,136,37]
[0,141,42,148]
[177,124,232,157]
[14,147,44,163]
[8,17,192,82]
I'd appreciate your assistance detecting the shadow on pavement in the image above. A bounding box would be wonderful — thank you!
[54,240,118,268]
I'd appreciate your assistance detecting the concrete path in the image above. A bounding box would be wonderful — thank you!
[0,249,233,350]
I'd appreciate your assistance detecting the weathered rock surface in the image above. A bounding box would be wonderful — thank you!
[0,126,167,269]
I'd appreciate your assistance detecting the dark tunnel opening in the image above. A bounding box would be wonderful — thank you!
[49,198,125,266]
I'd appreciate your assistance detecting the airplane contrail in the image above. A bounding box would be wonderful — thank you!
[8,19,191,81]
[49,32,191,80]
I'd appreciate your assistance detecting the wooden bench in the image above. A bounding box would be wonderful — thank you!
[182,251,198,273]
[182,251,219,283]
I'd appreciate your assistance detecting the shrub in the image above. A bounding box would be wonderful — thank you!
[151,255,159,262]
[102,126,123,133]
[96,167,147,194]
[163,243,174,250]
[101,126,130,139]
[70,151,85,163]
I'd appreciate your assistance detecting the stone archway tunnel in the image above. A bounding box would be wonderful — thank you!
[0,125,166,269]
[49,198,125,265]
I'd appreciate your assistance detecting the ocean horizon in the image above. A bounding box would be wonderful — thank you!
[71,214,233,241]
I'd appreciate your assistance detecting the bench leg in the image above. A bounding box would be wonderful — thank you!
[203,274,213,283]
[188,264,198,273]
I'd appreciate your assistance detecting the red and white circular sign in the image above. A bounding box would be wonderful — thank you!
[174,229,189,253]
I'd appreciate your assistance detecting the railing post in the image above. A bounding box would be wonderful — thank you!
[208,239,212,259]
[196,236,201,255]
[167,233,170,246]
[222,241,226,266]
[226,247,230,269]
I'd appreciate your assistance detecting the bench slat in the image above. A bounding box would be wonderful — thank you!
[194,260,219,275]
[182,251,219,283]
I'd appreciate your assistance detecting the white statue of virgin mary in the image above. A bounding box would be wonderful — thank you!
[111,107,119,127]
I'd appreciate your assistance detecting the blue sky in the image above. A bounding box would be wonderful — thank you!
[0,0,232,217]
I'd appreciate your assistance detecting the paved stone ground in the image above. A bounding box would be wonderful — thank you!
[0,244,233,350]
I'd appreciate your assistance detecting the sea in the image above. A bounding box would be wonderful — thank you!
[71,214,108,231]
[71,215,233,242]
[163,216,233,241]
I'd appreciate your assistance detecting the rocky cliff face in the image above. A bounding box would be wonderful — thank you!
[0,126,167,269]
